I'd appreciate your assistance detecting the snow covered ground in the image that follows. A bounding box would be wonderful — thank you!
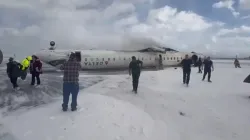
[1,61,250,140]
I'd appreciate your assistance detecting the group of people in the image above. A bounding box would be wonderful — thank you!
[6,51,213,112]
[6,55,42,90]
[181,55,214,86]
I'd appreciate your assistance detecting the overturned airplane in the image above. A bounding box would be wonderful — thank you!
[34,42,204,70]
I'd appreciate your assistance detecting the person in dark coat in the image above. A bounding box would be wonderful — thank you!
[6,57,21,89]
[202,56,214,82]
[129,56,143,93]
[197,57,203,73]
[30,55,43,86]
[181,54,193,86]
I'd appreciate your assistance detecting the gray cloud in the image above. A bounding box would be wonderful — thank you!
[0,0,250,59]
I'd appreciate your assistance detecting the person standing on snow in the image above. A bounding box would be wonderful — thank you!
[60,53,81,111]
[20,56,32,80]
[202,56,214,82]
[30,55,43,86]
[180,54,193,86]
[129,56,143,93]
[6,57,22,90]
[197,57,203,73]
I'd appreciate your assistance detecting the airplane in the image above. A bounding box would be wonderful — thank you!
[34,44,204,71]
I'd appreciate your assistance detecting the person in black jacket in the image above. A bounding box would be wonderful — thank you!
[129,56,143,93]
[202,56,214,82]
[197,57,203,73]
[6,57,21,90]
[181,54,193,86]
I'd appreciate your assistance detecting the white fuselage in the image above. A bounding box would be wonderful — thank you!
[35,49,195,70]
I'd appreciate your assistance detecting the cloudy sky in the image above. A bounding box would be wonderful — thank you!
[0,0,250,58]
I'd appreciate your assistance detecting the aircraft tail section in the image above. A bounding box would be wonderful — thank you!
[0,49,3,64]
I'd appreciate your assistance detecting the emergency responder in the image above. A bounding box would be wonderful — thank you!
[6,57,21,90]
[20,56,32,80]
[197,57,203,73]
[129,56,143,93]
[202,56,214,82]
[181,54,193,86]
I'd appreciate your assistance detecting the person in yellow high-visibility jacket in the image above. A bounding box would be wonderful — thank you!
[19,56,32,80]
[20,56,32,71]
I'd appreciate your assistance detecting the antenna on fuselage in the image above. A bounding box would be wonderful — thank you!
[49,41,56,50]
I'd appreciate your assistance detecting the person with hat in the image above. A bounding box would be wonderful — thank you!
[6,57,22,90]
[60,53,81,111]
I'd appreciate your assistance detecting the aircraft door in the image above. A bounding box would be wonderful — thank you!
[75,51,81,62]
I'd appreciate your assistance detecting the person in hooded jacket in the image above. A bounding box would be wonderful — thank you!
[20,56,32,80]
[6,57,22,89]
[30,55,42,86]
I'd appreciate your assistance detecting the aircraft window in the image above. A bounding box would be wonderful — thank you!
[164,57,165,60]
[113,58,115,61]
[174,57,175,60]
[102,58,104,61]
[108,58,110,61]
[85,58,87,61]
[150,57,151,60]
[171,57,172,60]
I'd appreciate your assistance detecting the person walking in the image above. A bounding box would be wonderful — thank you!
[6,57,21,90]
[180,54,193,86]
[30,55,43,86]
[197,57,203,73]
[60,53,81,111]
[202,56,214,82]
[129,56,143,93]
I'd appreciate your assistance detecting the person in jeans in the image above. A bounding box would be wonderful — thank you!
[60,53,81,111]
